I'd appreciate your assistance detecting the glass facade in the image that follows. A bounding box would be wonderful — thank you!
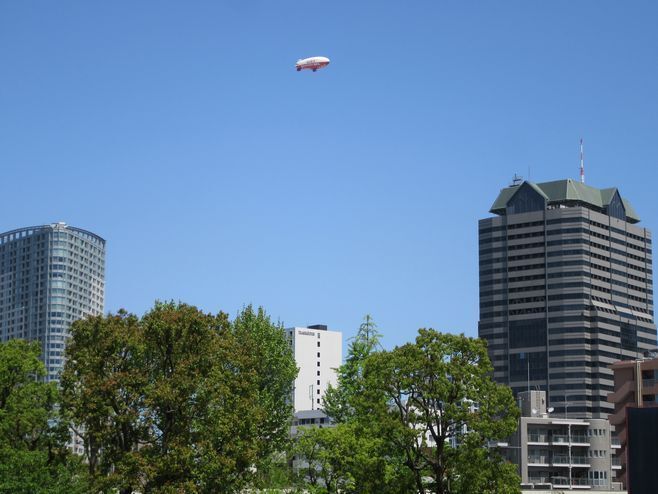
[0,223,105,381]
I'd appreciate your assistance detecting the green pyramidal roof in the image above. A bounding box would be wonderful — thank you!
[489,178,640,223]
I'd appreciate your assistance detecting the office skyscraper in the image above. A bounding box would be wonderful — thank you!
[0,222,105,381]
[479,179,656,418]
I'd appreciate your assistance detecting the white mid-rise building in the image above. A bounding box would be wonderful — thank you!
[496,391,623,492]
[286,324,342,429]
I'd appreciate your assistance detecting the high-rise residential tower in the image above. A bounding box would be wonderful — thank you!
[479,179,656,418]
[0,223,106,381]
[286,324,342,430]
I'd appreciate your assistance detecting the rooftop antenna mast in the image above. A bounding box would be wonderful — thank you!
[580,138,585,184]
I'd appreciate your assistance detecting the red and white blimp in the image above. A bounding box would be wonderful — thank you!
[295,56,330,72]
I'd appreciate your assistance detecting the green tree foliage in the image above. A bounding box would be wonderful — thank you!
[447,434,520,494]
[323,314,381,422]
[308,316,414,494]
[363,329,520,494]
[294,425,356,493]
[61,302,298,494]
[60,310,146,494]
[0,339,88,494]
[294,422,412,494]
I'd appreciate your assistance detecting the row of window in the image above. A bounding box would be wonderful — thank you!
[481,216,651,244]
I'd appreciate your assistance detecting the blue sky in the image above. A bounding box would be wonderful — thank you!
[1,1,657,350]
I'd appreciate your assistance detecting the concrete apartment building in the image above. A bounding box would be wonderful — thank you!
[286,324,342,432]
[607,355,658,488]
[479,178,656,419]
[0,223,106,382]
[499,390,622,491]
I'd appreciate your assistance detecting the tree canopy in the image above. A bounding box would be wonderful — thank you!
[362,329,520,494]
[1,308,521,494]
[296,323,520,494]
[0,339,88,494]
[61,302,298,494]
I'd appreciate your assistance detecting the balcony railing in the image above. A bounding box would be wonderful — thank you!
[611,438,621,446]
[571,434,589,443]
[528,434,548,442]
[538,476,611,488]
[642,378,658,389]
[612,457,622,466]
[551,455,590,466]
[528,476,550,484]
[551,434,569,443]
[528,456,548,464]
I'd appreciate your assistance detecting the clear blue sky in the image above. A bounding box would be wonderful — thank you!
[1,1,657,350]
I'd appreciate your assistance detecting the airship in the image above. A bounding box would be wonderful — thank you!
[296,56,330,72]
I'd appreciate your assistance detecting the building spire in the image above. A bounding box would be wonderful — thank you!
[580,138,585,184]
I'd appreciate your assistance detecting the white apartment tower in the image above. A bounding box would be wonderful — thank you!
[286,324,342,426]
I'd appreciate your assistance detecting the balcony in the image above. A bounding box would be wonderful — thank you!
[572,477,595,488]
[571,456,591,467]
[612,457,623,469]
[551,434,570,445]
[528,434,549,444]
[528,455,549,466]
[571,434,590,445]
[551,477,570,486]
[527,476,552,487]
[611,437,621,448]
[551,455,590,467]
[548,476,604,489]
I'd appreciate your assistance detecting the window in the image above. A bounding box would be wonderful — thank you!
[621,323,637,351]
[317,362,320,367]
[510,351,547,382]
[317,371,320,376]
[509,318,546,348]
[317,380,320,385]
[317,352,320,358]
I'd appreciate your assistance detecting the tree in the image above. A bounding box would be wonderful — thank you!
[184,305,298,493]
[294,421,412,494]
[323,314,382,422]
[61,302,297,493]
[0,339,88,494]
[447,434,520,494]
[293,425,357,494]
[363,329,520,494]
[311,315,414,494]
[138,302,229,493]
[61,310,147,494]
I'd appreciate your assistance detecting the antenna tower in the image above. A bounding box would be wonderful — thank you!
[580,138,585,184]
